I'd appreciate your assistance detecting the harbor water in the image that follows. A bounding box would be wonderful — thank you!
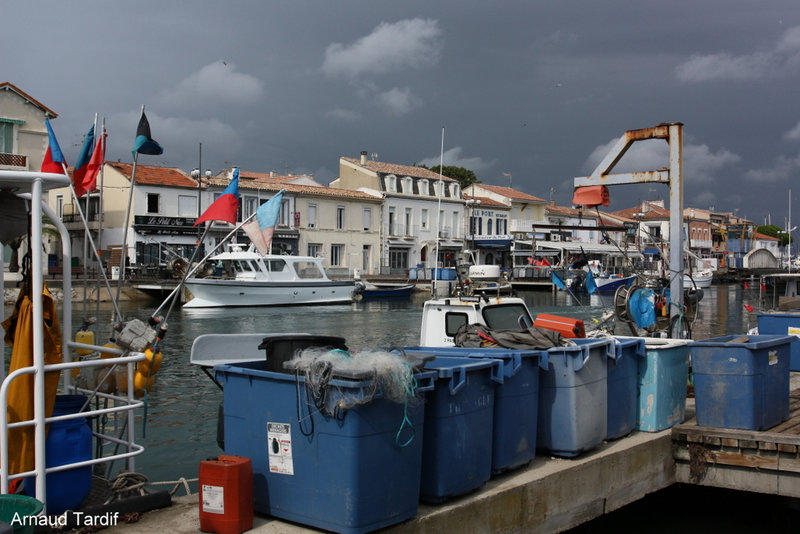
[7,282,798,532]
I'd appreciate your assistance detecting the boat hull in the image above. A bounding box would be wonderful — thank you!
[683,274,713,289]
[358,284,415,299]
[183,279,355,308]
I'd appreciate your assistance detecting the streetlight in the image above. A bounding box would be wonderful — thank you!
[191,166,213,218]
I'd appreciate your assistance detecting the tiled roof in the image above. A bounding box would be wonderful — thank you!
[611,204,671,220]
[753,232,779,241]
[0,82,58,118]
[462,194,508,209]
[205,175,380,201]
[477,184,546,203]
[341,157,457,182]
[107,162,199,188]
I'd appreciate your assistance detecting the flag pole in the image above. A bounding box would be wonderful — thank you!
[95,116,106,334]
[61,161,122,322]
[151,211,259,317]
[433,127,444,297]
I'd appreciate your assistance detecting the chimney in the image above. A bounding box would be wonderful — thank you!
[360,151,368,165]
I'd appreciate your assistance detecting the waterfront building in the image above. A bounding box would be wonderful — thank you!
[330,152,466,274]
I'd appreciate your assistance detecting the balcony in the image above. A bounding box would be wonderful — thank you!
[0,152,28,170]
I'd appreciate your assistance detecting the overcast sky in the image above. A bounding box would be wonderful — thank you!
[5,1,800,229]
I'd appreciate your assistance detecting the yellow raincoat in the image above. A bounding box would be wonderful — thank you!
[2,280,63,475]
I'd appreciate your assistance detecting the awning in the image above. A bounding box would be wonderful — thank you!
[643,247,660,255]
[526,241,642,257]
[473,238,512,248]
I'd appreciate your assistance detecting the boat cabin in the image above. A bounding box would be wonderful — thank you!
[419,295,533,347]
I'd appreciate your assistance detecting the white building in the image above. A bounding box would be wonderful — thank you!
[330,152,465,274]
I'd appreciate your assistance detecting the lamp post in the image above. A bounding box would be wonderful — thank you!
[190,142,212,219]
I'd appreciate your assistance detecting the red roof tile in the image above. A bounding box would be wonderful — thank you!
[477,184,546,203]
[107,162,199,188]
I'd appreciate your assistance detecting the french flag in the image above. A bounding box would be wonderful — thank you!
[40,119,67,174]
[243,189,286,254]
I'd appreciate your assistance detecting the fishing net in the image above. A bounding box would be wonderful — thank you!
[287,347,425,420]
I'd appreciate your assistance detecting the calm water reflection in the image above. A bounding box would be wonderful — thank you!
[1,284,763,489]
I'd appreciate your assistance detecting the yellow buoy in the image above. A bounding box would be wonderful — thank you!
[74,330,95,356]
[137,349,163,376]
[133,371,155,397]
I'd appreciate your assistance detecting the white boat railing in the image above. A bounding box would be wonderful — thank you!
[0,171,146,514]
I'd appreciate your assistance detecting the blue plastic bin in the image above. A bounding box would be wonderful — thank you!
[404,346,547,474]
[690,334,794,431]
[606,338,646,440]
[22,395,92,515]
[633,338,691,432]
[215,359,434,534]
[538,338,614,457]
[757,312,800,371]
[418,356,502,502]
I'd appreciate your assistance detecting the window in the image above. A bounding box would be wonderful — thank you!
[243,196,257,219]
[56,195,63,219]
[336,206,345,230]
[146,193,159,214]
[389,248,408,270]
[307,243,322,257]
[487,219,493,235]
[445,312,469,338]
[404,208,412,235]
[421,209,429,230]
[496,218,503,234]
[483,303,533,330]
[331,244,344,266]
[178,195,197,217]
[0,122,14,153]
[362,208,371,231]
[385,175,397,192]
[280,199,290,226]
[420,179,429,196]
[402,177,413,193]
[308,204,317,228]
[388,207,396,235]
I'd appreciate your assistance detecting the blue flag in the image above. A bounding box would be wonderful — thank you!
[132,110,163,156]
[585,270,598,294]
[551,271,566,290]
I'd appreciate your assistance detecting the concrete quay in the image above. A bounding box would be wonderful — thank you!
[106,428,676,534]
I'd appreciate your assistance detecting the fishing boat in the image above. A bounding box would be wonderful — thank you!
[683,268,713,289]
[183,244,355,308]
[352,281,415,300]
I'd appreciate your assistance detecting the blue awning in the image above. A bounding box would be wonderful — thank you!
[643,247,660,255]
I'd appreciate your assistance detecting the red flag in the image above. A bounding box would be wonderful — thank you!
[743,281,749,289]
[743,304,754,312]
[82,134,104,194]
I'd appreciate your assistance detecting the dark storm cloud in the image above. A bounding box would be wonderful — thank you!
[4,0,800,226]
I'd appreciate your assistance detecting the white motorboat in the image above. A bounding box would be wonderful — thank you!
[683,269,713,289]
[183,244,354,308]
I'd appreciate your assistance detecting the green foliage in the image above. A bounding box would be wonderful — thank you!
[756,224,793,246]
[418,164,479,190]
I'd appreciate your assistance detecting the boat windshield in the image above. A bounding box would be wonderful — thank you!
[266,259,287,272]
[482,303,533,330]
[233,260,256,272]
[292,260,324,279]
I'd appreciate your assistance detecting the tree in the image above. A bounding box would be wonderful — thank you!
[418,165,479,190]
[756,224,793,247]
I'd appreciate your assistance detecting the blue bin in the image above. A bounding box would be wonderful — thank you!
[538,338,613,457]
[757,312,800,371]
[431,268,457,280]
[418,356,502,502]
[23,395,92,515]
[215,359,434,534]
[690,334,794,431]
[634,338,691,432]
[606,338,646,440]
[404,346,547,474]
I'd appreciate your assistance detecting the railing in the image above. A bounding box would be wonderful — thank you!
[0,153,27,168]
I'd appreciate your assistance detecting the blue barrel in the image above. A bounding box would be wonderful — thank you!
[419,356,502,502]
[404,346,547,474]
[605,338,646,440]
[24,395,93,515]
